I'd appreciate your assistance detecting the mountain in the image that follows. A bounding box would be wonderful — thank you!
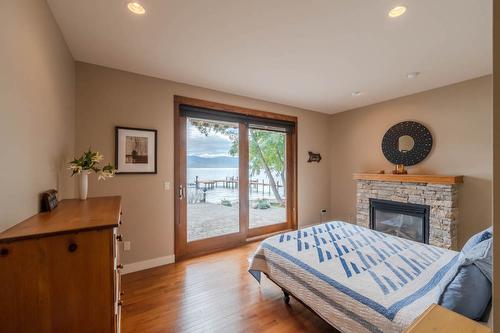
[188,156,238,168]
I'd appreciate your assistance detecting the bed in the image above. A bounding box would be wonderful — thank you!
[248,221,460,333]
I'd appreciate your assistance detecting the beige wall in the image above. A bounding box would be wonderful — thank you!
[0,0,75,231]
[329,76,492,248]
[75,62,331,264]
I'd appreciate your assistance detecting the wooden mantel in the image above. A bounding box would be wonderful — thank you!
[353,173,464,185]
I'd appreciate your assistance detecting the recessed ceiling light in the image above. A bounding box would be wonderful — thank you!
[388,6,407,18]
[407,72,420,79]
[127,2,146,15]
[352,91,362,97]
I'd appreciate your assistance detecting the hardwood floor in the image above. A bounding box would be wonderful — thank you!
[122,242,337,333]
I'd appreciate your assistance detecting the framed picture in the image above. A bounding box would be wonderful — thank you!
[115,127,157,174]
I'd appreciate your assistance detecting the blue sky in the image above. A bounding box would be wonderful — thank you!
[187,121,236,158]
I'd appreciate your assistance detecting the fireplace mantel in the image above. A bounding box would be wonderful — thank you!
[353,173,463,185]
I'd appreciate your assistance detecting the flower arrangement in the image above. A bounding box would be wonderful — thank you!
[68,149,116,180]
[68,149,116,199]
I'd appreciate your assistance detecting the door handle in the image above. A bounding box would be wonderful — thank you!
[179,185,186,199]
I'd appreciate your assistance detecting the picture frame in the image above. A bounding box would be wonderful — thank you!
[115,126,157,174]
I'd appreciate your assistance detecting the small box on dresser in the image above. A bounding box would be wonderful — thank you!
[0,196,123,333]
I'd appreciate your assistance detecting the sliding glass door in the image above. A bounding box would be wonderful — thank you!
[175,96,296,259]
[186,118,240,242]
[248,128,289,235]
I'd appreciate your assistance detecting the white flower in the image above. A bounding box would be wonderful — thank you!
[92,152,104,163]
[97,168,116,181]
[68,163,83,174]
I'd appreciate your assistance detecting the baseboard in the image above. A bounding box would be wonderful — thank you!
[121,255,175,275]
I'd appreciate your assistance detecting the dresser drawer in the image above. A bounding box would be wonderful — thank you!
[0,230,115,333]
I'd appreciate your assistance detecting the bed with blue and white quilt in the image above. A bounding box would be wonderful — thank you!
[248,221,460,333]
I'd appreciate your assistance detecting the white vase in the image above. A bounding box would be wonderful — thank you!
[79,171,89,200]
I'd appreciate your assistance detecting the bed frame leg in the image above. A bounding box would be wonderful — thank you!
[282,289,290,304]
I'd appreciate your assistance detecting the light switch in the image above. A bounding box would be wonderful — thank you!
[123,241,131,251]
[164,181,170,191]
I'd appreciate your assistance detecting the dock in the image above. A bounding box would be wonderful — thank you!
[191,176,283,195]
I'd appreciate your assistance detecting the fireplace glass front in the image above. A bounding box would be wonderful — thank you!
[369,199,430,244]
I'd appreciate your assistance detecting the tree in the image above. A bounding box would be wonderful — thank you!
[247,130,285,204]
[190,120,285,205]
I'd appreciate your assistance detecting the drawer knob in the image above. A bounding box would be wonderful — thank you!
[0,248,9,256]
[68,243,78,252]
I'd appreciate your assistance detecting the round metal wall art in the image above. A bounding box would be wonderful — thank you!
[381,121,433,166]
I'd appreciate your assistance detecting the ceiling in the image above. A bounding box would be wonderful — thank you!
[47,0,492,114]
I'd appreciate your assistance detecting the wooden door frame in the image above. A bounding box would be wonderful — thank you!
[174,95,298,260]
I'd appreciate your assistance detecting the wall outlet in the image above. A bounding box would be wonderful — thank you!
[164,181,170,191]
[123,241,131,251]
[320,209,327,222]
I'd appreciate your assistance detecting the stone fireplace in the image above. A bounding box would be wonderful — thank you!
[354,173,463,250]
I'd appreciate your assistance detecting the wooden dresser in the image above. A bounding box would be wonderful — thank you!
[0,196,123,333]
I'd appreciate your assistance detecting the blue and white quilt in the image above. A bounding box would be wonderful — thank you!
[248,221,460,333]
